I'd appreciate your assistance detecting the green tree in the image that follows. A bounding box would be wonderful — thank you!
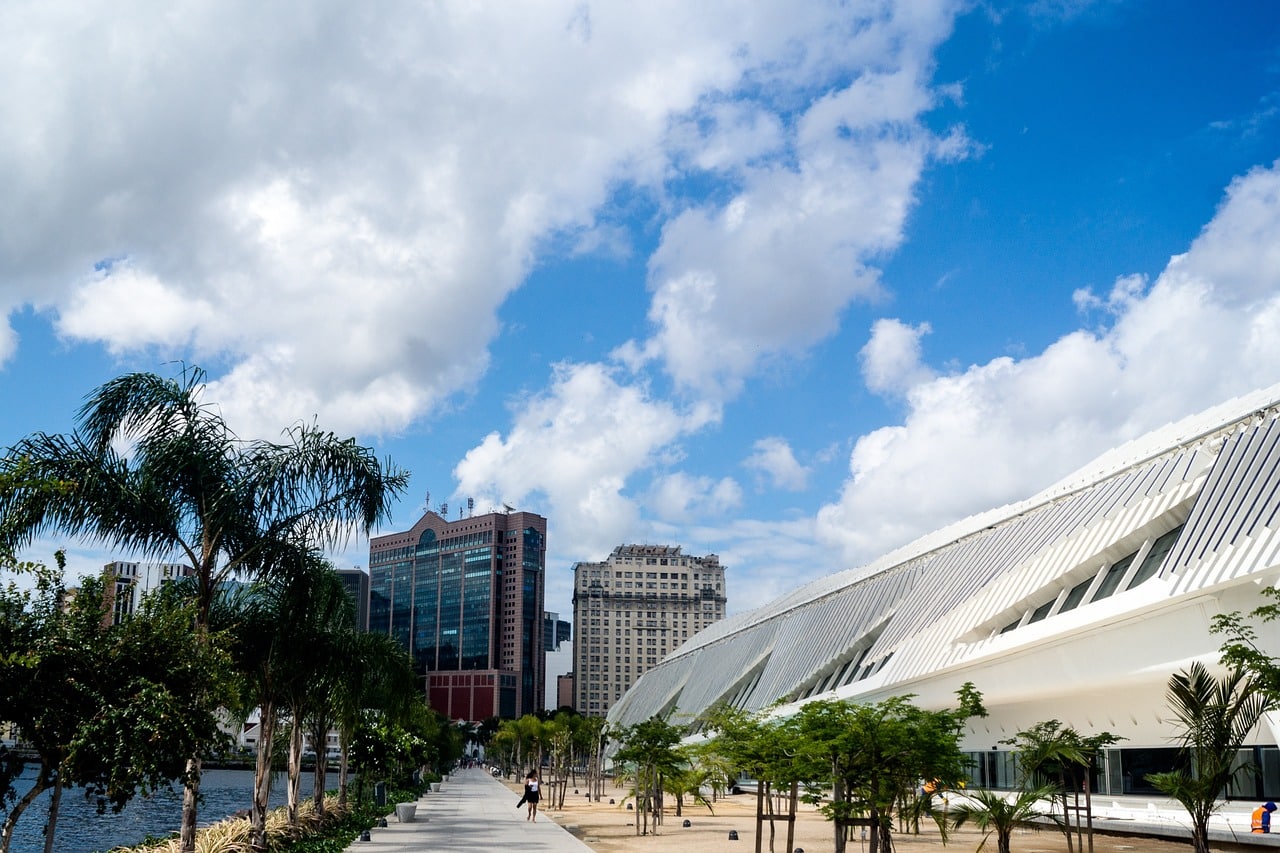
[613,716,684,836]
[1004,721,1120,853]
[947,785,1060,853]
[703,704,805,853]
[1213,584,1280,701]
[0,555,228,853]
[1147,663,1272,853]
[0,366,407,853]
[787,686,984,853]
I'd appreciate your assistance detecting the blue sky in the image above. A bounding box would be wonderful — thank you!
[2,0,1280,630]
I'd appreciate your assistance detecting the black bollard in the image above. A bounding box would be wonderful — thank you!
[609,798,615,804]
[377,817,388,828]
[359,830,371,842]
[683,819,691,827]
[627,803,633,810]
[728,829,739,840]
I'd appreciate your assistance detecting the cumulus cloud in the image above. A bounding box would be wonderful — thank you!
[816,160,1280,567]
[860,318,936,395]
[744,437,810,492]
[0,0,970,443]
[451,361,719,558]
[647,471,743,521]
[622,4,969,400]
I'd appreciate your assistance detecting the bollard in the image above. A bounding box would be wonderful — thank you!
[377,818,388,828]
[609,799,615,804]
[683,819,691,827]
[728,829,739,840]
[359,830,371,842]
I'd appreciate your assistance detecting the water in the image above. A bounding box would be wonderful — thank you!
[6,766,340,853]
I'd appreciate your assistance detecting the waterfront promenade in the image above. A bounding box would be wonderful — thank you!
[345,766,594,852]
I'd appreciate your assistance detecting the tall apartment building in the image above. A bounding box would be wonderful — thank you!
[368,508,547,721]
[571,544,726,717]
[102,561,192,625]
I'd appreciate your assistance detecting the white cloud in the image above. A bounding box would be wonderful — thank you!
[743,437,810,492]
[0,1,970,441]
[860,318,936,396]
[452,361,719,559]
[647,471,743,521]
[816,161,1280,567]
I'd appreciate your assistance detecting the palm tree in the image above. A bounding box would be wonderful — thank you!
[328,629,417,809]
[947,786,1061,853]
[1148,663,1272,853]
[0,367,408,853]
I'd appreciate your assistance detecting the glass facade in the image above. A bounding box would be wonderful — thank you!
[369,510,546,719]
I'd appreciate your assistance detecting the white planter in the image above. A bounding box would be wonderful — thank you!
[395,802,417,823]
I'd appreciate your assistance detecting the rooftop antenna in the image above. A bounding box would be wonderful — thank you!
[467,497,475,518]
[504,503,515,513]
[423,490,431,514]
[440,501,449,518]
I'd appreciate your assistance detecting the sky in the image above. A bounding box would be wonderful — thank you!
[2,0,1280,635]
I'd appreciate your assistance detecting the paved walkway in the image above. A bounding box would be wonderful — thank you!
[344,766,594,852]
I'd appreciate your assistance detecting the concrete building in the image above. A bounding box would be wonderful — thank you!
[102,561,192,624]
[369,508,547,721]
[573,544,726,717]
[557,672,575,710]
[608,386,1280,799]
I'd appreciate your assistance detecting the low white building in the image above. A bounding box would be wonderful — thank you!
[609,385,1280,800]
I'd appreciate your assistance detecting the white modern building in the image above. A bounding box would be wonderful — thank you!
[608,386,1280,799]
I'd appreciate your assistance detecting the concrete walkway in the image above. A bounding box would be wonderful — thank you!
[344,766,595,852]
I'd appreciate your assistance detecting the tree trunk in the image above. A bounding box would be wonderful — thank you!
[1,763,50,853]
[832,775,847,853]
[250,704,277,853]
[337,727,351,809]
[40,771,63,853]
[312,745,327,815]
[179,755,202,853]
[287,720,303,825]
[997,828,1012,853]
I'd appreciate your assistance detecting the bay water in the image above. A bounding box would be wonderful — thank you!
[7,766,340,853]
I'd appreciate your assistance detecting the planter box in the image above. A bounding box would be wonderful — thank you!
[395,802,417,823]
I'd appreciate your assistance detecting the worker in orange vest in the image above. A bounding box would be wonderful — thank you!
[1252,801,1276,833]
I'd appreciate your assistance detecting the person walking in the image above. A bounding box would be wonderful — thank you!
[523,770,541,822]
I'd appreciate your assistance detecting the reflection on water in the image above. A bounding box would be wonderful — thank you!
[7,766,340,853]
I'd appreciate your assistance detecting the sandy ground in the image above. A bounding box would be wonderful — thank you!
[507,780,1191,853]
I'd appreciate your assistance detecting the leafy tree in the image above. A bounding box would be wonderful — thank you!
[0,554,228,853]
[703,704,805,853]
[1147,663,1272,853]
[947,785,1061,853]
[1213,584,1280,702]
[612,716,684,836]
[0,366,407,853]
[1004,721,1120,853]
[786,686,984,853]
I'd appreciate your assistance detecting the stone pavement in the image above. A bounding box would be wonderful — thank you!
[344,766,595,852]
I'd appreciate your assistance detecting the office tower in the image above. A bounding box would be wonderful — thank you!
[336,567,370,631]
[543,611,572,651]
[101,561,192,625]
[572,544,725,717]
[369,508,547,721]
